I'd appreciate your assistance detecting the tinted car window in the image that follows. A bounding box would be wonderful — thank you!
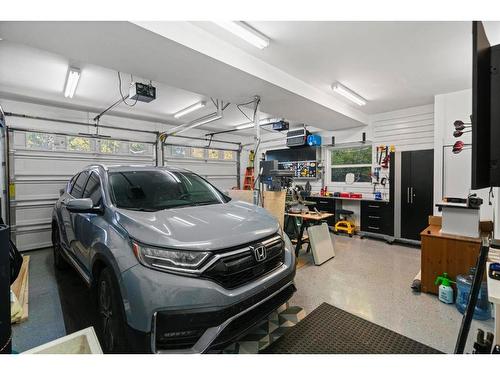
[108,170,228,211]
[83,172,103,207]
[71,171,89,199]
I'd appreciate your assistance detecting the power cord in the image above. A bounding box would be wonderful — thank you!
[118,71,138,107]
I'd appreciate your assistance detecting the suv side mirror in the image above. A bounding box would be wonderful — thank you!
[66,198,104,214]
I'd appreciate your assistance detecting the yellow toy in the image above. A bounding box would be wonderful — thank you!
[334,209,356,237]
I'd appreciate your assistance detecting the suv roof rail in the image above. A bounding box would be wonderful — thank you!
[86,163,109,171]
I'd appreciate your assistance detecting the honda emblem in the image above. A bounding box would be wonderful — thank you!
[252,244,267,262]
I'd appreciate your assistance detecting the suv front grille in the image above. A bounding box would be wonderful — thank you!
[202,235,285,289]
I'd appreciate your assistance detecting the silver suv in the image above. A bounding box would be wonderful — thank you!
[51,164,296,353]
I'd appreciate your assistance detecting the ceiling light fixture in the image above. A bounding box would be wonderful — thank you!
[213,21,270,49]
[64,67,81,98]
[236,123,254,130]
[331,82,367,106]
[234,118,277,130]
[168,108,223,136]
[173,101,207,119]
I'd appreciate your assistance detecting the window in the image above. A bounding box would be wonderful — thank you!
[108,170,228,211]
[71,172,89,198]
[83,172,103,206]
[130,142,146,154]
[100,140,121,154]
[191,148,205,159]
[26,132,55,150]
[68,136,91,152]
[331,145,372,183]
[208,149,220,159]
[171,146,188,157]
[223,150,235,161]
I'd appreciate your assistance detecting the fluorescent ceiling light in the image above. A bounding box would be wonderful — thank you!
[64,67,81,98]
[331,82,367,106]
[236,123,254,130]
[234,118,276,130]
[213,21,270,49]
[173,101,206,119]
[172,113,223,135]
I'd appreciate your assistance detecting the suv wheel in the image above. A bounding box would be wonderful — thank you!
[97,268,128,353]
[52,224,68,270]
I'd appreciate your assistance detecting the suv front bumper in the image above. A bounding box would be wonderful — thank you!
[152,272,296,353]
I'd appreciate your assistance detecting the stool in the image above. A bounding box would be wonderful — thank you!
[334,209,356,237]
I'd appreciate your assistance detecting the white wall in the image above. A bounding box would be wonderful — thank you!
[433,89,495,221]
[370,104,434,152]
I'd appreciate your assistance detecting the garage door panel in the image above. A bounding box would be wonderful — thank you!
[9,129,157,251]
[15,228,52,251]
[208,177,238,191]
[15,204,55,226]
[163,144,239,192]
[14,180,65,201]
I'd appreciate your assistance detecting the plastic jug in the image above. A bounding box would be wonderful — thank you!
[435,273,454,304]
[455,267,491,321]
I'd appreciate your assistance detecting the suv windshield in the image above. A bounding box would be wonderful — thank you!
[108,170,229,211]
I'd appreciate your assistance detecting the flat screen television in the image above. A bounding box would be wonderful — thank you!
[471,21,491,189]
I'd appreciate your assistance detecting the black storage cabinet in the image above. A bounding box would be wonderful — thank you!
[360,200,394,236]
[400,149,434,241]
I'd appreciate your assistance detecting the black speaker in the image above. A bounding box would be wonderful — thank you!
[331,136,335,146]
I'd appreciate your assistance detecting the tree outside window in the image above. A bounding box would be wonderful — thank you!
[331,145,372,183]
[68,136,91,152]
[100,140,121,154]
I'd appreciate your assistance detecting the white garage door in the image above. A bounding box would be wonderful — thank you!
[163,144,239,192]
[8,128,157,251]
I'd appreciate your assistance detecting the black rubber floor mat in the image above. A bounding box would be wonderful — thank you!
[262,302,442,354]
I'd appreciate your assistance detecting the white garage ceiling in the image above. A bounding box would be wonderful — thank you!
[191,21,500,114]
[0,41,279,134]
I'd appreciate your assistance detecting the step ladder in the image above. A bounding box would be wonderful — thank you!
[243,167,254,190]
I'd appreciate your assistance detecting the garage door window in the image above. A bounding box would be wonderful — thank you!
[83,172,103,206]
[26,132,55,150]
[191,148,205,159]
[130,142,146,154]
[208,149,220,159]
[100,139,121,154]
[68,136,91,152]
[223,151,235,161]
[71,172,89,198]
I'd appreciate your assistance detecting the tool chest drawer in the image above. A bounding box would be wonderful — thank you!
[360,201,394,235]
[308,196,335,212]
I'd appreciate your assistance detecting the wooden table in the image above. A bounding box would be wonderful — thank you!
[286,212,334,257]
[420,220,491,294]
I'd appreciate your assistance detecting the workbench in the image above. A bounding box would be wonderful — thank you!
[307,195,394,241]
[285,211,334,257]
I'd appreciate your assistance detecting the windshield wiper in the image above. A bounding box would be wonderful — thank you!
[192,201,219,206]
[120,207,158,212]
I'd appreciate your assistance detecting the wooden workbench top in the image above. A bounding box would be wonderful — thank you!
[286,212,334,221]
[420,225,482,243]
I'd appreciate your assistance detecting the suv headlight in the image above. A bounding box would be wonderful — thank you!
[132,242,210,273]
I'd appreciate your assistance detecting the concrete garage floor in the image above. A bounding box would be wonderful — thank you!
[12,236,494,353]
[290,235,495,354]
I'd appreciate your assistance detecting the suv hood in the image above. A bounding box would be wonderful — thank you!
[114,200,280,251]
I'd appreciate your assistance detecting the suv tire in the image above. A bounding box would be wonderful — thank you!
[52,224,68,270]
[97,267,129,353]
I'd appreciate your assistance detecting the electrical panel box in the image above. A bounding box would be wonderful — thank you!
[129,82,156,103]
